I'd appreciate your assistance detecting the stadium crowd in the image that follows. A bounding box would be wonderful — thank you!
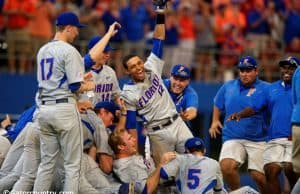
[1,0,300,82]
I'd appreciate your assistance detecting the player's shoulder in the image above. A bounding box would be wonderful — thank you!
[103,65,117,73]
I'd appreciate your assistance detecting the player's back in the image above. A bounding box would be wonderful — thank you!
[37,40,84,101]
[176,154,224,194]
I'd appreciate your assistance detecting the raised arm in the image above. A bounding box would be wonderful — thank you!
[151,1,168,58]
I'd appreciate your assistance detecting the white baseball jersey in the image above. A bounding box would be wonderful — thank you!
[37,40,84,101]
[81,110,114,156]
[113,155,155,193]
[121,53,177,128]
[162,154,225,194]
[81,65,121,105]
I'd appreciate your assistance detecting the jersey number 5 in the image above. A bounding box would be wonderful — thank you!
[40,57,54,80]
[187,169,201,189]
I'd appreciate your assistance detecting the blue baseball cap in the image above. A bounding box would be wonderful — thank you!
[171,64,191,79]
[94,101,119,116]
[237,56,258,69]
[88,36,114,52]
[279,56,300,68]
[185,137,205,150]
[56,12,87,28]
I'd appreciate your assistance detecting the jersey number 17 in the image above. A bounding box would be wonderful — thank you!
[40,57,54,80]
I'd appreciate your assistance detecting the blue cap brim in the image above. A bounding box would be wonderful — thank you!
[76,23,87,28]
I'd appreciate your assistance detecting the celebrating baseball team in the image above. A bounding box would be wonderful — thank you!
[1,0,300,194]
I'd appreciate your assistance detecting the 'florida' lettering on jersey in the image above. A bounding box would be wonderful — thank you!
[138,74,164,108]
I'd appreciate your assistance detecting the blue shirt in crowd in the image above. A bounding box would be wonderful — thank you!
[163,79,198,113]
[292,67,300,124]
[121,5,148,41]
[214,79,269,143]
[251,81,293,141]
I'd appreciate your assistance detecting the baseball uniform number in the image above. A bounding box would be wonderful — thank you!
[40,57,54,80]
[187,168,201,190]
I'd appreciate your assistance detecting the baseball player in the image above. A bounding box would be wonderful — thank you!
[163,64,199,130]
[108,128,176,194]
[121,0,193,165]
[34,11,120,193]
[290,57,300,194]
[0,105,36,178]
[228,57,300,194]
[80,36,121,106]
[8,101,124,193]
[161,137,226,194]
[209,56,268,194]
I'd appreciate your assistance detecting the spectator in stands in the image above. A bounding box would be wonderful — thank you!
[282,0,300,50]
[259,37,281,82]
[78,0,102,41]
[194,2,215,82]
[163,9,179,78]
[29,0,56,72]
[121,0,149,59]
[54,0,79,16]
[101,0,124,78]
[246,0,271,58]
[176,1,196,69]
[2,0,36,74]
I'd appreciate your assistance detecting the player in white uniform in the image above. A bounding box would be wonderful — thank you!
[161,137,226,194]
[34,11,120,193]
[121,1,193,165]
[108,128,176,194]
[161,137,259,194]
[81,36,121,106]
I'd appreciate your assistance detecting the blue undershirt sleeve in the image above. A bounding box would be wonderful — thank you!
[84,54,95,71]
[126,110,137,129]
[69,82,81,93]
[151,38,164,58]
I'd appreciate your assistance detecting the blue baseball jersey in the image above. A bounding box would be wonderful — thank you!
[250,81,293,141]
[292,67,300,124]
[163,79,199,113]
[4,105,36,142]
[214,79,269,142]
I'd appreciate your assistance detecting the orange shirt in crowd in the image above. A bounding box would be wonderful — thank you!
[29,0,54,39]
[3,0,36,29]
[178,16,195,40]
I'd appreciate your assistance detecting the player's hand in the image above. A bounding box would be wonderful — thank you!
[83,72,93,81]
[107,22,121,38]
[119,99,127,115]
[77,100,93,113]
[1,114,12,129]
[160,151,176,166]
[180,108,197,121]
[227,113,241,122]
[209,120,223,139]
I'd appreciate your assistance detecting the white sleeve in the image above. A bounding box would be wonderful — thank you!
[144,53,164,76]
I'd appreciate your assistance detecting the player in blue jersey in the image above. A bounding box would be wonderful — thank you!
[209,56,268,194]
[291,57,300,194]
[228,57,300,194]
[163,64,198,131]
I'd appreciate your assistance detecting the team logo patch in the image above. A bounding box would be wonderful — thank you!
[177,66,188,77]
[246,88,256,96]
